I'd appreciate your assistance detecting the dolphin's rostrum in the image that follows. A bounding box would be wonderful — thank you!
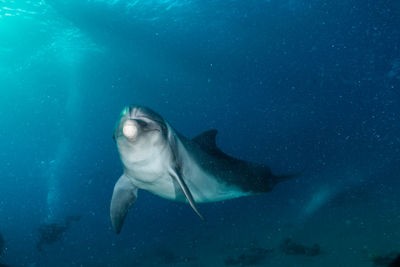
[111,105,295,233]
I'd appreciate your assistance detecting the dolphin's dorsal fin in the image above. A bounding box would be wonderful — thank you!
[192,130,235,161]
[192,129,220,155]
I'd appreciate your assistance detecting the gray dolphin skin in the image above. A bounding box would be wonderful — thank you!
[111,105,295,233]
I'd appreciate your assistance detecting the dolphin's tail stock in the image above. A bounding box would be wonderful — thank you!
[275,172,300,184]
[246,167,303,193]
[272,168,304,187]
[246,164,303,193]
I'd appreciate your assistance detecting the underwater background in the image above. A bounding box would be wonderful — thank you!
[0,0,400,266]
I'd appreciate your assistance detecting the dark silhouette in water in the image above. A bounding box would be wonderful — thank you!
[130,246,196,266]
[371,251,400,266]
[389,254,400,267]
[153,247,196,265]
[37,216,81,251]
[225,247,274,266]
[280,238,321,256]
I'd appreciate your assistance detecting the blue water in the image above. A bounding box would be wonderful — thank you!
[0,0,399,266]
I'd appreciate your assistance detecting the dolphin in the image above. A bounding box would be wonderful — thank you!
[111,105,295,233]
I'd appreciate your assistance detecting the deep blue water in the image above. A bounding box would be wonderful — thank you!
[0,0,399,266]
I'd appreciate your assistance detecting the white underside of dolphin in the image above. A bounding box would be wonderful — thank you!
[127,133,251,203]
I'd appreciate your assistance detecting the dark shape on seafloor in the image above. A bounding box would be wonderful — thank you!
[389,254,400,267]
[37,216,81,251]
[154,247,196,265]
[371,251,400,266]
[225,247,274,266]
[131,247,196,266]
[280,238,321,256]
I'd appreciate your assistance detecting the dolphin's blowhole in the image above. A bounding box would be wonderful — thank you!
[123,120,138,139]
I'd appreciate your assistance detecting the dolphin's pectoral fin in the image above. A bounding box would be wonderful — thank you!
[110,174,138,234]
[169,170,204,220]
[167,128,204,220]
